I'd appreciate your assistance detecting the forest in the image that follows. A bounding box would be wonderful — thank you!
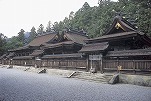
[0,0,150,55]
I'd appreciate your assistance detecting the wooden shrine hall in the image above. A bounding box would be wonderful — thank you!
[1,16,151,73]
[0,29,88,69]
[80,16,151,72]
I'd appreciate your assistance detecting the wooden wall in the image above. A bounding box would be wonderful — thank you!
[7,58,87,70]
[103,59,151,72]
[1,58,151,73]
[41,59,87,70]
[12,60,34,66]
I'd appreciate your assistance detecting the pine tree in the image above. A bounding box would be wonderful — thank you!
[28,27,37,43]
[46,21,52,33]
[18,29,25,46]
[37,24,44,35]
[0,33,7,55]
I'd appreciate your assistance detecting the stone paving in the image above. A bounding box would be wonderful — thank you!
[1,65,151,86]
[0,65,113,83]
[0,68,151,101]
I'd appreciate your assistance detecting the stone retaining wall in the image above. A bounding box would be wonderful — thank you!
[109,74,151,87]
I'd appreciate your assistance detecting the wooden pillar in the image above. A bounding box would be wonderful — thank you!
[47,59,48,67]
[100,57,103,73]
[33,59,35,67]
[75,60,77,69]
[117,57,119,73]
[67,59,69,69]
[52,59,54,68]
[86,57,89,72]
[58,60,60,68]
[133,60,136,74]
[40,60,42,68]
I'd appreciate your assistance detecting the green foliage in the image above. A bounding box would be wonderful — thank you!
[17,29,25,46]
[37,24,45,35]
[55,0,151,37]
[0,33,7,55]
[130,0,151,36]
[46,21,52,32]
[3,0,151,51]
[6,29,26,50]
[70,1,116,38]
[28,27,37,43]
[6,36,22,50]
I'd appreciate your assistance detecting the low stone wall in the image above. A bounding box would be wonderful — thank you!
[109,74,151,87]
[119,74,151,87]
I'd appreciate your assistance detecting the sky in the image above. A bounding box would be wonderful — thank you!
[0,0,116,38]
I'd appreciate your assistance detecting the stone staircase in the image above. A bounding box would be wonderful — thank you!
[71,72,113,83]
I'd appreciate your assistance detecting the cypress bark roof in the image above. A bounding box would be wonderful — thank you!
[84,16,151,46]
[29,50,44,56]
[28,33,57,46]
[9,33,57,52]
[64,33,88,45]
[43,41,81,49]
[106,48,151,57]
[0,54,7,59]
[105,16,137,35]
[86,31,138,43]
[42,53,83,59]
[6,52,15,58]
[79,42,109,53]
[13,56,34,60]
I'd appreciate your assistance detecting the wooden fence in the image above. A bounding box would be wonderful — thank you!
[12,60,34,66]
[103,59,151,72]
[1,58,151,73]
[4,59,88,70]
[41,59,87,70]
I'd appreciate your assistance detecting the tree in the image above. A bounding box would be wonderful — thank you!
[4,0,151,52]
[28,27,37,43]
[17,29,25,46]
[81,2,91,11]
[52,22,60,32]
[37,24,44,35]
[6,36,21,50]
[46,21,52,32]
[130,0,151,36]
[69,11,74,20]
[0,33,7,55]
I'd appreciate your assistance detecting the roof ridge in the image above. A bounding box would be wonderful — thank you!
[36,32,56,38]
[104,15,137,35]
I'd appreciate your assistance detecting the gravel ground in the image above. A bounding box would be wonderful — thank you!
[0,68,151,101]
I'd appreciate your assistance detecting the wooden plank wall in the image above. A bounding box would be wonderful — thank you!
[41,59,87,70]
[12,60,34,66]
[6,59,87,70]
[1,58,151,72]
[103,60,151,71]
